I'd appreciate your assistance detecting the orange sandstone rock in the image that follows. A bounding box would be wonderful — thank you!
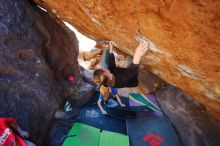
[34,0,220,117]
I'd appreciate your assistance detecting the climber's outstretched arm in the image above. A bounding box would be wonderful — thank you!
[133,40,149,64]
[97,99,108,115]
[115,94,126,107]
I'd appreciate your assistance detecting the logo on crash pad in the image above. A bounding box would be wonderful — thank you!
[79,128,96,143]
[86,110,99,118]
[143,133,164,146]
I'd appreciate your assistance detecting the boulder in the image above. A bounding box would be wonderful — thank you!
[33,0,220,145]
[34,0,220,119]
[0,0,94,145]
[155,84,220,146]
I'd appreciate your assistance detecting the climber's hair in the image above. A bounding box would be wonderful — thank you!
[93,68,115,87]
[100,85,111,101]
[93,68,116,101]
[93,69,105,85]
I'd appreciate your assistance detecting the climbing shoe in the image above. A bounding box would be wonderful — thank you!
[64,96,73,112]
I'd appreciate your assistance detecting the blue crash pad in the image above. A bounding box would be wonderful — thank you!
[127,116,180,146]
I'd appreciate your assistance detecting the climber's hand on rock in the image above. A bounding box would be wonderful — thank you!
[101,41,109,48]
[109,41,114,53]
[133,40,149,64]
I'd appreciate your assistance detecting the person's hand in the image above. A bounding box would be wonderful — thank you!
[101,41,109,48]
[133,40,149,64]
[102,110,108,115]
[109,41,114,53]
[121,104,126,107]
[19,130,29,138]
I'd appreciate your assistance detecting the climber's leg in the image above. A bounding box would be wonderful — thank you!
[100,48,110,69]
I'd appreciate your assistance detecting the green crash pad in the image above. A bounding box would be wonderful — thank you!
[99,130,129,146]
[62,123,100,146]
[62,123,129,146]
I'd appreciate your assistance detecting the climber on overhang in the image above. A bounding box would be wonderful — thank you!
[93,40,149,115]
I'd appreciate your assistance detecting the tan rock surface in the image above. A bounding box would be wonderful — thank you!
[35,0,220,118]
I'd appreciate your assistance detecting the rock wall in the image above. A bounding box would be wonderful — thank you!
[0,0,93,145]
[79,46,220,145]
[155,83,220,146]
[1,0,220,145]
[34,0,220,118]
